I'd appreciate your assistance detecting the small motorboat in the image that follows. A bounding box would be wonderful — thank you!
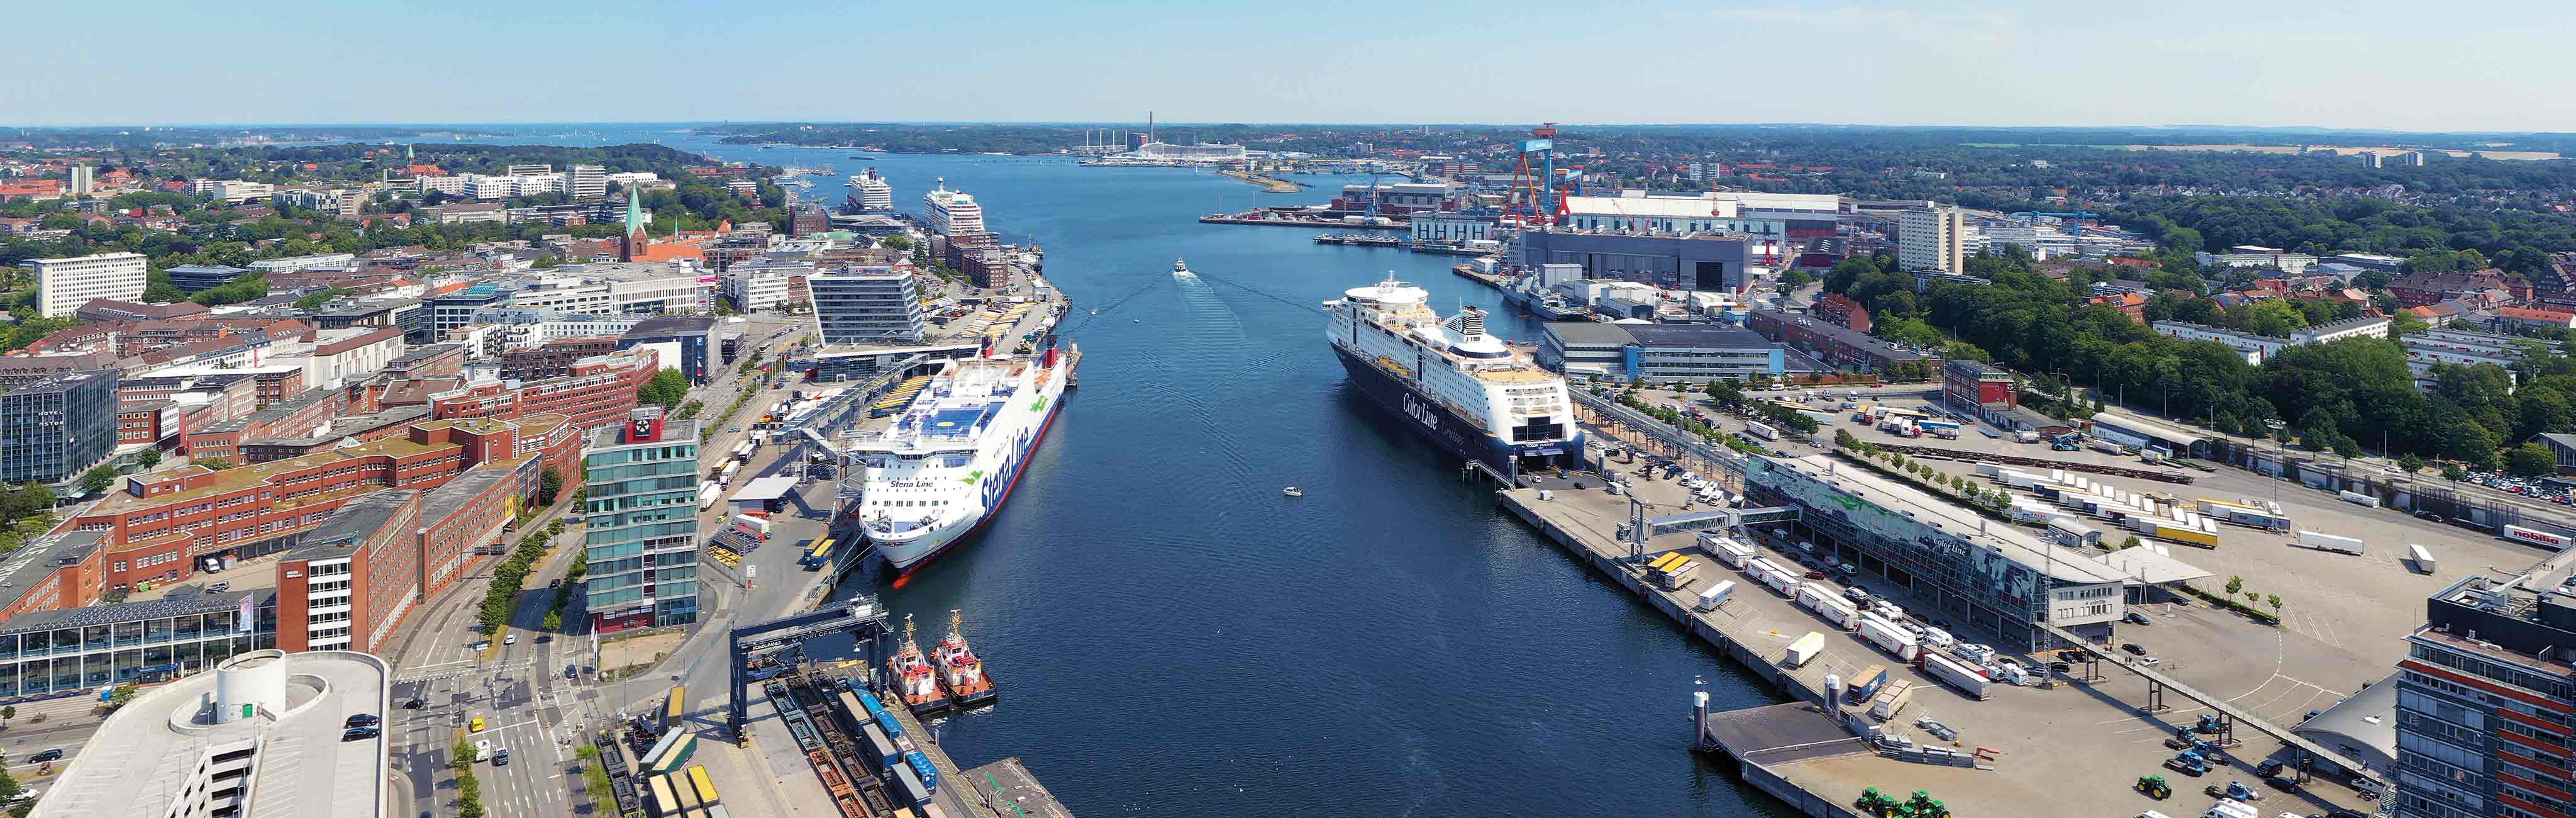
[1132,318,1141,323]
[1282,486,1304,497]
[1172,257,1194,277]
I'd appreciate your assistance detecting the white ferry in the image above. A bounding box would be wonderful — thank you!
[1324,274,1580,479]
[855,345,1070,576]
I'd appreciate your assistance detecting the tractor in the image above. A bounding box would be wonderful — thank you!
[2134,775,2172,800]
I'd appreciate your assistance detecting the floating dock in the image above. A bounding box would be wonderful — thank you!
[1197,211,1409,230]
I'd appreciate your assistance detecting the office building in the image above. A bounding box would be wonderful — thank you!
[1517,230,1754,293]
[25,252,148,318]
[567,164,608,199]
[618,315,718,382]
[1747,310,1932,374]
[1745,454,2130,651]
[811,267,926,346]
[430,284,505,333]
[1899,206,1965,273]
[582,408,702,632]
[721,257,806,311]
[209,180,274,204]
[248,252,356,275]
[1537,322,1794,384]
[275,458,530,654]
[0,370,119,485]
[165,264,253,292]
[2394,569,2576,818]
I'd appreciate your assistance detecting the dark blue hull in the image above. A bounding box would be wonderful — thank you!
[1331,345,1579,480]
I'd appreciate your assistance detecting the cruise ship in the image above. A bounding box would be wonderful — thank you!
[845,167,893,213]
[854,344,1071,576]
[923,178,985,235]
[1326,274,1580,479]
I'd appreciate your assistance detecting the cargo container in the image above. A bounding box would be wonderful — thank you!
[860,722,902,770]
[698,484,723,511]
[1653,559,1699,591]
[1919,651,1993,700]
[1694,580,1736,612]
[1648,552,1689,573]
[1745,421,1778,440]
[1867,680,1916,720]
[2504,524,2572,549]
[904,750,938,793]
[687,765,720,806]
[2336,490,2379,508]
[1784,632,1824,667]
[1848,664,1890,702]
[1759,568,1800,596]
[1701,535,1755,568]
[2297,530,2365,555]
[891,762,934,806]
[1746,557,1787,578]
[1857,615,1921,662]
[650,774,683,818]
[2407,543,2437,574]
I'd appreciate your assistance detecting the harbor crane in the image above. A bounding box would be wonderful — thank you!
[1505,123,1560,227]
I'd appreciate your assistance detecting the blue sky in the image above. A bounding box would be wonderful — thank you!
[8,0,2572,131]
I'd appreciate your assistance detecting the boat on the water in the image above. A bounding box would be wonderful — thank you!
[887,615,953,715]
[855,344,1072,578]
[1283,486,1303,497]
[930,610,999,708]
[1172,257,1194,277]
[1324,274,1581,481]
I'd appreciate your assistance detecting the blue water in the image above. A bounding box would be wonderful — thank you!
[475,128,1790,817]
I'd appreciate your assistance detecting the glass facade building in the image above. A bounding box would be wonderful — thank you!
[0,596,278,696]
[582,411,702,631]
[811,267,925,346]
[0,369,119,485]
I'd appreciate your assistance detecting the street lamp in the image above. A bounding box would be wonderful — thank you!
[2265,419,2287,519]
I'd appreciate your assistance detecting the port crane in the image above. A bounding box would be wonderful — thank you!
[1504,123,1560,227]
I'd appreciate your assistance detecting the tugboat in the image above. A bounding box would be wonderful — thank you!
[1172,257,1194,277]
[886,615,953,715]
[930,610,999,708]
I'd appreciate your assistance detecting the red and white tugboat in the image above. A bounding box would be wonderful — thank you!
[930,609,999,708]
[887,615,952,715]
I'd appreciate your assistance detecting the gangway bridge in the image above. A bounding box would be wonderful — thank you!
[2040,622,2387,792]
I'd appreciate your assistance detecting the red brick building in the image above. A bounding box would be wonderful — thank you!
[2389,269,2528,308]
[1746,310,1933,375]
[2087,291,2147,322]
[1941,359,2017,412]
[1814,293,1874,333]
[424,347,657,432]
[274,461,532,653]
[72,413,577,593]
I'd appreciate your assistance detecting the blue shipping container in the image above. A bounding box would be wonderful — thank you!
[892,762,933,805]
[874,709,904,739]
[904,750,938,793]
[857,690,889,717]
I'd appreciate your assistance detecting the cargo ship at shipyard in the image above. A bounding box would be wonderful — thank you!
[851,342,1072,577]
[1325,274,1581,479]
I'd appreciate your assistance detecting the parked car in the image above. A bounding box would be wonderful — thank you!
[2122,642,2149,656]
[2138,656,2162,667]
[345,714,380,727]
[1804,570,1826,580]
[342,726,379,741]
[504,634,517,646]
[2126,611,2153,625]
[26,749,62,763]
[1844,586,1870,602]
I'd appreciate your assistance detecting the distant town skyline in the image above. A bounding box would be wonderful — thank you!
[8,0,2573,132]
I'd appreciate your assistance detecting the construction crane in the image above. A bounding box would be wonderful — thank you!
[1505,123,1559,227]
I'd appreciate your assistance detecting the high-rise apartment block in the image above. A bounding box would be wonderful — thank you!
[567,164,608,200]
[581,408,702,632]
[811,267,926,346]
[69,165,92,197]
[1899,206,1966,274]
[24,252,147,318]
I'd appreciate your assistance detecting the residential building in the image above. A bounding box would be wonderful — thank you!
[2292,316,2392,345]
[0,370,119,485]
[721,257,805,311]
[2394,571,2576,818]
[582,408,702,632]
[567,164,608,199]
[1517,230,1755,293]
[2404,301,2475,328]
[811,267,926,346]
[208,180,274,204]
[2496,306,2576,332]
[1899,206,1965,273]
[2088,292,2148,322]
[1536,322,1796,384]
[2196,246,2319,277]
[25,252,148,318]
[1746,310,1931,374]
[2392,269,2528,309]
[68,165,92,196]
[1814,292,1873,333]
[2152,321,2290,364]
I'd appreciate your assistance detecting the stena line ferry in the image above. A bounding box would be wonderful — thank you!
[854,343,1070,577]
[1325,274,1580,479]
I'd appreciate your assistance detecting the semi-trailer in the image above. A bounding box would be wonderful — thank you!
[1857,614,1921,662]
[1700,534,1755,568]
[1785,632,1824,667]
[2407,543,2437,574]
[1848,663,1890,702]
[1867,680,1917,720]
[1919,651,1994,700]
[1694,580,1736,612]
[2297,530,2367,555]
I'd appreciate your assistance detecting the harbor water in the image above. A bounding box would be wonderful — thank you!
[480,127,1791,817]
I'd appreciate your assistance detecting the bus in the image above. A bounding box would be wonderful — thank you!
[686,765,720,806]
[802,538,836,569]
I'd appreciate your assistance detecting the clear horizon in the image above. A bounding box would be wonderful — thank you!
[7,0,2573,132]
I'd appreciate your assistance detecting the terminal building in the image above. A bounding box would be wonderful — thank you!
[1538,322,1813,384]
[1743,454,2133,651]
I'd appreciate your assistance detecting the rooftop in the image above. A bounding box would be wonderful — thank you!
[623,313,716,339]
[286,490,418,562]
[0,528,103,617]
[0,588,269,638]
[1768,454,2130,585]
[36,650,387,818]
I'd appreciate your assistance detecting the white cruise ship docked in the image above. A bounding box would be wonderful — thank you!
[1325,274,1580,478]
[855,345,1070,576]
[845,167,893,212]
[923,178,985,235]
